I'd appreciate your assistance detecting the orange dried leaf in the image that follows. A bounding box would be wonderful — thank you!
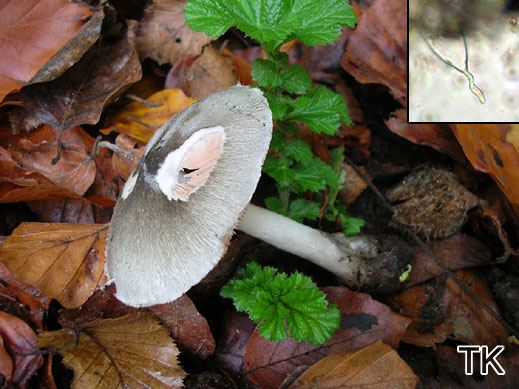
[0,223,108,309]
[38,312,186,388]
[0,126,96,202]
[452,124,519,216]
[102,89,194,143]
[289,341,418,389]
[136,0,212,65]
[0,0,93,102]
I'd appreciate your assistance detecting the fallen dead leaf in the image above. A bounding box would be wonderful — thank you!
[0,311,43,387]
[111,134,145,180]
[10,31,142,132]
[452,124,519,217]
[214,311,256,376]
[392,270,509,348]
[0,262,49,329]
[385,109,464,160]
[150,295,216,359]
[0,337,13,383]
[164,56,197,93]
[38,312,186,388]
[0,0,94,102]
[0,223,107,309]
[407,234,492,286]
[223,48,253,85]
[135,0,212,65]
[102,89,194,143]
[288,340,418,389]
[341,0,407,104]
[86,147,120,208]
[387,168,480,239]
[0,126,96,200]
[243,287,411,388]
[186,45,238,100]
[27,198,96,224]
[339,163,369,204]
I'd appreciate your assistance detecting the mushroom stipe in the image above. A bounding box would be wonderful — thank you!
[106,86,409,307]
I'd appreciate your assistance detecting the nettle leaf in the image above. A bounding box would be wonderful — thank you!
[263,155,293,187]
[287,86,351,134]
[340,214,365,236]
[254,60,310,95]
[265,196,287,215]
[253,59,281,88]
[221,262,340,344]
[279,64,311,94]
[264,91,291,121]
[292,158,339,192]
[288,199,321,222]
[185,0,356,51]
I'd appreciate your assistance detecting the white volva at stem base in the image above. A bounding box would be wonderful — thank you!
[238,204,360,280]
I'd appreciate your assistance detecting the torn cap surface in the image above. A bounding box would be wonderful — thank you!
[106,86,272,307]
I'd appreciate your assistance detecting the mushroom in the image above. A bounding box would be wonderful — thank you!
[106,86,408,307]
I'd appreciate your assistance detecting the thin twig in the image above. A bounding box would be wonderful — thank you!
[125,94,162,107]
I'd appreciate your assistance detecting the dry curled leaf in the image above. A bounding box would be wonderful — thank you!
[385,109,464,160]
[244,287,411,388]
[0,311,43,387]
[289,341,418,389]
[186,45,238,100]
[102,89,194,143]
[11,31,142,132]
[0,126,96,201]
[38,312,186,388]
[150,295,216,359]
[111,134,145,180]
[0,0,94,102]
[0,223,107,309]
[136,0,212,65]
[452,124,519,216]
[341,0,407,104]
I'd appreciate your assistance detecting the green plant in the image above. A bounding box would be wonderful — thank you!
[221,262,340,344]
[185,0,363,236]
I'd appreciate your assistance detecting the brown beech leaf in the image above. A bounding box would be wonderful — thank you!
[136,0,212,65]
[385,109,464,160]
[387,168,480,239]
[27,198,96,224]
[102,88,194,143]
[0,337,13,383]
[452,124,519,216]
[0,126,96,201]
[341,0,406,104]
[38,312,186,388]
[244,287,411,388]
[392,270,509,348]
[0,0,94,102]
[186,45,238,100]
[0,311,43,387]
[0,223,108,309]
[214,311,255,376]
[407,234,492,286]
[289,341,418,389]
[150,295,216,359]
[0,262,50,329]
[11,31,142,132]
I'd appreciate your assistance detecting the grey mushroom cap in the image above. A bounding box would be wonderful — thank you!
[106,86,273,307]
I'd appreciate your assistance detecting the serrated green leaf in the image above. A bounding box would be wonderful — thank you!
[288,199,320,222]
[291,157,339,192]
[265,196,287,215]
[264,91,291,121]
[340,214,365,236]
[287,86,351,134]
[269,131,287,152]
[221,262,340,344]
[279,64,311,94]
[252,59,281,88]
[263,155,293,187]
[284,140,313,163]
[185,0,357,50]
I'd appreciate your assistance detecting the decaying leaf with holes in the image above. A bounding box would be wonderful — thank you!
[38,312,186,388]
[386,168,480,239]
[0,223,107,308]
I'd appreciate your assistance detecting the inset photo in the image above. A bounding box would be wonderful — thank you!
[409,0,519,123]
